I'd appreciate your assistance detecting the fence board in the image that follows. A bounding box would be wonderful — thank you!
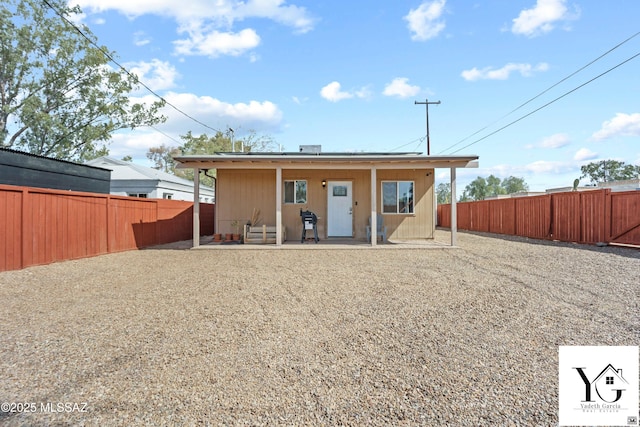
[610,191,640,245]
[0,184,215,271]
[551,192,581,242]
[457,203,471,230]
[515,195,551,239]
[0,188,23,271]
[489,198,516,235]
[579,190,608,244]
[439,189,639,246]
[470,200,491,232]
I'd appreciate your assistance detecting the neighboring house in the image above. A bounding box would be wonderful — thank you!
[0,147,110,193]
[485,191,546,200]
[547,178,639,194]
[597,178,640,192]
[173,148,478,246]
[86,156,215,202]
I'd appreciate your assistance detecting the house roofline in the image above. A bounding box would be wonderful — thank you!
[173,152,479,170]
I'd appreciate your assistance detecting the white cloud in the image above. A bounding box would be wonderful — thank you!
[133,31,151,47]
[511,0,578,37]
[106,92,284,163]
[320,81,369,102]
[573,148,598,161]
[591,112,640,141]
[72,0,315,57]
[539,133,571,149]
[174,28,261,58]
[461,62,549,81]
[126,59,180,92]
[383,78,421,98]
[404,0,446,41]
[130,92,284,136]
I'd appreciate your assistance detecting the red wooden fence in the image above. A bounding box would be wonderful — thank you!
[437,189,640,246]
[0,184,214,272]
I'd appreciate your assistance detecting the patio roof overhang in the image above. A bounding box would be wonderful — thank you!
[173,152,479,170]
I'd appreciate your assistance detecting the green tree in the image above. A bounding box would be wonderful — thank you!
[461,176,487,201]
[580,160,640,184]
[460,175,529,201]
[501,176,529,194]
[486,175,506,198]
[436,182,451,204]
[0,0,166,161]
[146,144,180,173]
[149,130,277,187]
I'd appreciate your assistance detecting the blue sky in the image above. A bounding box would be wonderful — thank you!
[70,0,640,194]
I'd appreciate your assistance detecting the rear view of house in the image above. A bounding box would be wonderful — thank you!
[174,147,478,246]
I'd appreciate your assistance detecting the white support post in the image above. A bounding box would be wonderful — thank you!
[450,167,457,247]
[193,168,200,248]
[275,166,283,246]
[370,167,377,246]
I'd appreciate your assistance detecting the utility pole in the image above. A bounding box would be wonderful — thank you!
[228,128,235,152]
[414,99,441,155]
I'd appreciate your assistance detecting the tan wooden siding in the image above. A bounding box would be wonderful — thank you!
[216,169,276,234]
[217,168,435,240]
[377,169,434,239]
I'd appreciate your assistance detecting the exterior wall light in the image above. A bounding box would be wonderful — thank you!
[322,179,327,188]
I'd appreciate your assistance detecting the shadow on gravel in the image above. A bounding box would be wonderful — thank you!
[449,229,640,260]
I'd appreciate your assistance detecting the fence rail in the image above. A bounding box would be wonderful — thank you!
[437,189,639,246]
[0,184,214,272]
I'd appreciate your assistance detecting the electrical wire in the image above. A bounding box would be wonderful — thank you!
[40,0,222,136]
[439,31,640,155]
[448,51,640,155]
[388,135,426,152]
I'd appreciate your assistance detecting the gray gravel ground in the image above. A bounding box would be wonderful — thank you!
[0,230,638,426]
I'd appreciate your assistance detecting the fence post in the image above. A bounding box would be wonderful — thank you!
[604,189,611,243]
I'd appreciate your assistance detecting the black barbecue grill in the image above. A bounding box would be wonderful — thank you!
[300,209,319,243]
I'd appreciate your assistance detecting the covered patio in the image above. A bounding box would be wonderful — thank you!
[173,152,479,248]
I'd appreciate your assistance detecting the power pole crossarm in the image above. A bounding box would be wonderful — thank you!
[414,99,441,155]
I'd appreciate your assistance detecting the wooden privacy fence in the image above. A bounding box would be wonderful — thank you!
[437,189,640,246]
[0,184,214,272]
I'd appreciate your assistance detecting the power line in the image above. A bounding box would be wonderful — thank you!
[439,30,640,155]
[388,135,426,152]
[448,51,640,155]
[146,125,183,146]
[40,0,222,136]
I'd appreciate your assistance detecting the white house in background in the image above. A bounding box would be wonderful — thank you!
[546,178,640,194]
[597,178,640,192]
[86,156,215,202]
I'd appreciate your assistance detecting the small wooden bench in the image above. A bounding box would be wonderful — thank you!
[244,225,286,244]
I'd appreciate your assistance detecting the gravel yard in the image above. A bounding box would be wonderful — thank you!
[0,230,638,426]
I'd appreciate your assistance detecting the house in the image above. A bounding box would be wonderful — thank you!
[86,156,215,202]
[593,364,628,403]
[0,147,110,193]
[173,148,478,246]
[597,178,640,192]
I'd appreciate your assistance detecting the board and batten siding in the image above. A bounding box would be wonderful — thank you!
[217,168,435,240]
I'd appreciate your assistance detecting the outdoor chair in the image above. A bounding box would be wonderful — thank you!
[366,214,387,243]
[300,209,319,243]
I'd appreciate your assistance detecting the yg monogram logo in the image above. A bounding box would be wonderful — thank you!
[574,364,628,403]
[558,346,639,427]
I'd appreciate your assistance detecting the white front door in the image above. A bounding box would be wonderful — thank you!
[327,181,353,237]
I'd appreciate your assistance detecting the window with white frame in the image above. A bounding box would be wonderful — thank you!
[382,181,414,214]
[284,180,307,204]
